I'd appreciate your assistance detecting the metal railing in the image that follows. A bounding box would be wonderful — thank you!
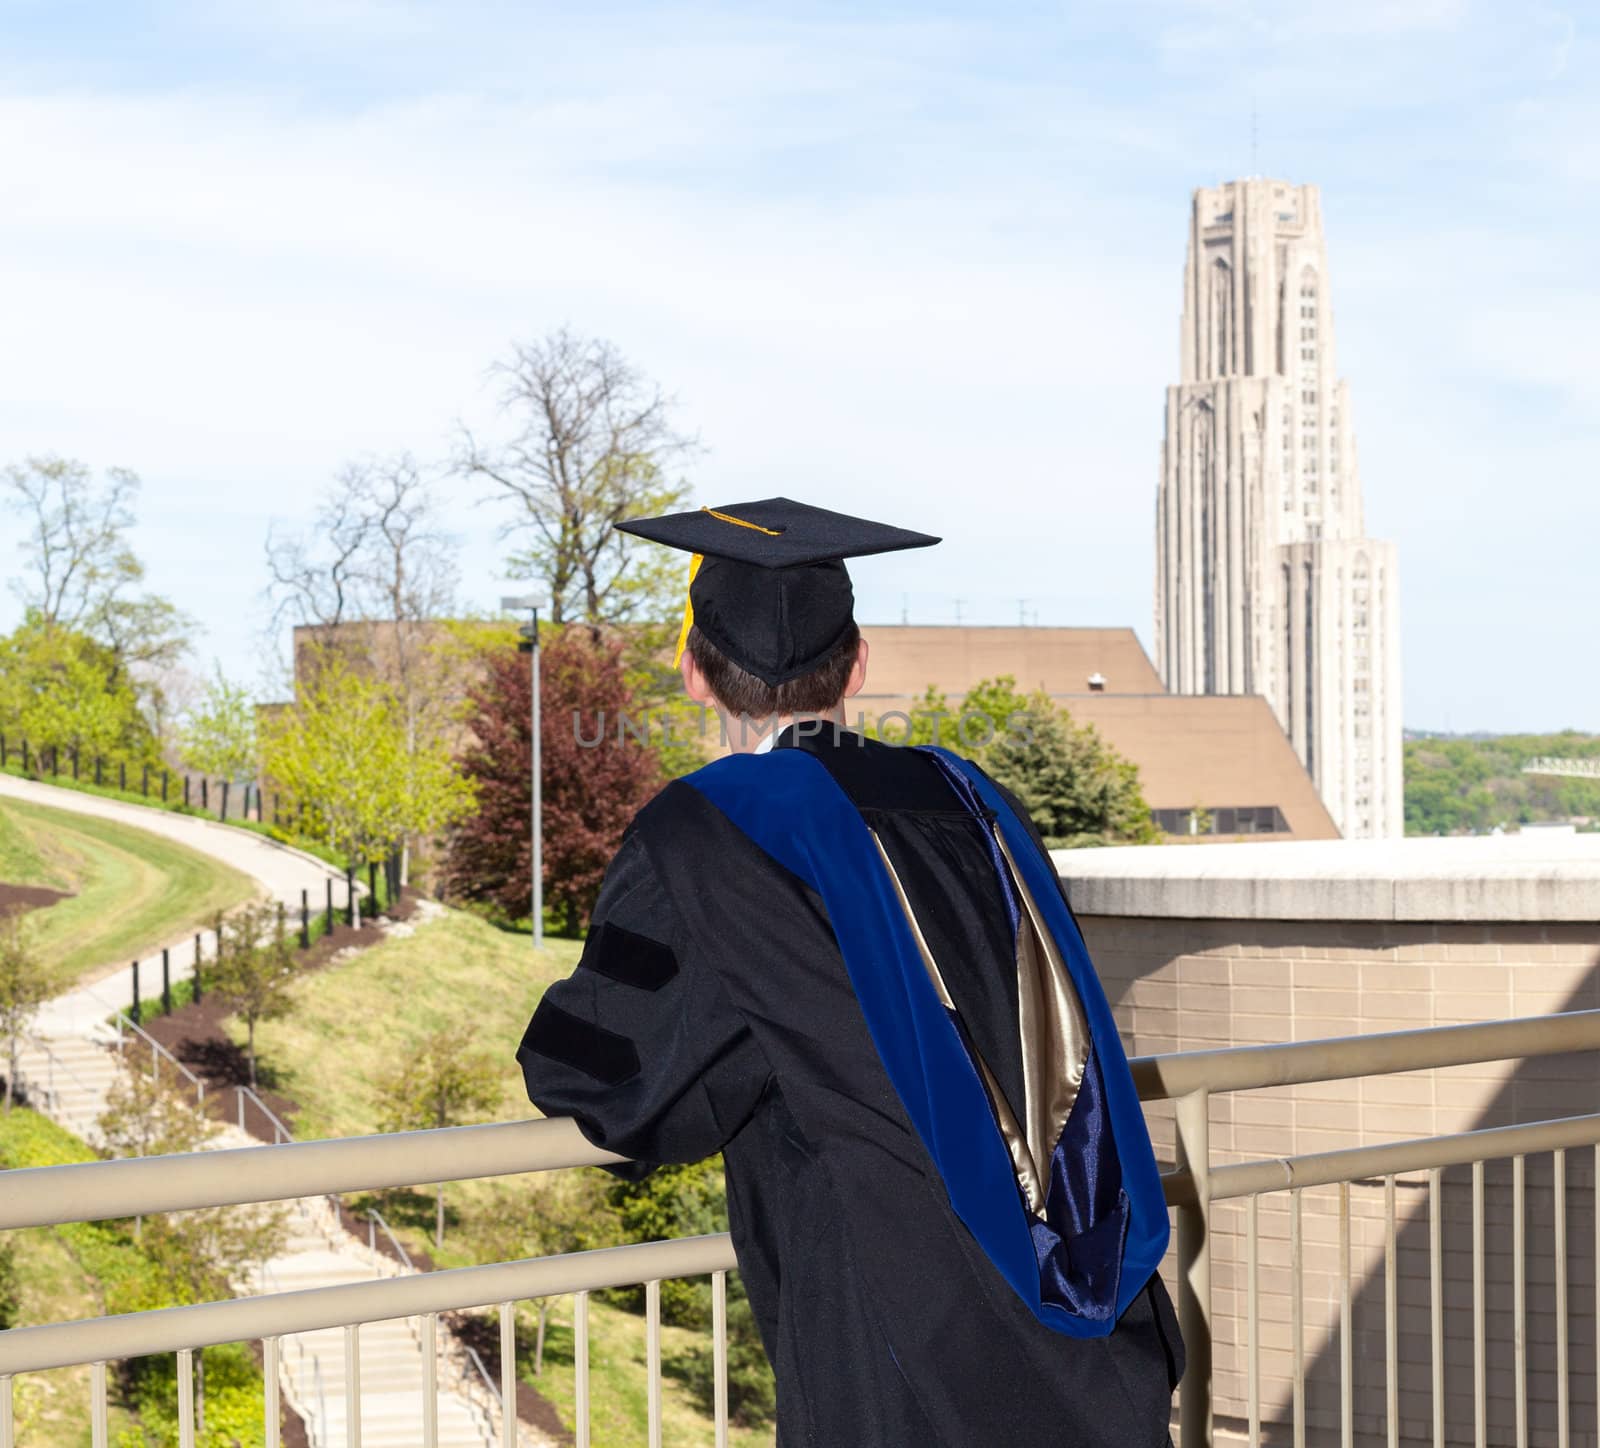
[1,1011,1598,1448]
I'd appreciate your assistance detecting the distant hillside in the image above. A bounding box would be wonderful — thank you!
[1405,732,1600,835]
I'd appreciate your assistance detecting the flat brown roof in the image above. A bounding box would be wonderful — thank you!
[857,625,1165,699]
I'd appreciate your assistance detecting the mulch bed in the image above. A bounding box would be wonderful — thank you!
[140,887,566,1440]
[0,881,72,916]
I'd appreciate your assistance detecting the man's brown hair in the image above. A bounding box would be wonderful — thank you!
[686,622,861,719]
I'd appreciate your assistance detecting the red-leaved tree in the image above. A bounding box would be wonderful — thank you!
[443,630,666,934]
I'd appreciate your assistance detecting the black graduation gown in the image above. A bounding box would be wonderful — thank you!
[518,725,1183,1447]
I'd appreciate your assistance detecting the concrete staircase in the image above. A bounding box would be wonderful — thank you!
[263,1199,500,1447]
[14,1029,124,1144]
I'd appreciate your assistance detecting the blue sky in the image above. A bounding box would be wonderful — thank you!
[1,1,1594,730]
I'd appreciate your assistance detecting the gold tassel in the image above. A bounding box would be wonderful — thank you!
[673,553,704,667]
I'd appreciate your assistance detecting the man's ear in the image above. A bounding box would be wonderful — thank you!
[680,648,715,705]
[842,635,869,700]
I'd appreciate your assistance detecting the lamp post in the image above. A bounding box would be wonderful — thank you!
[502,595,543,949]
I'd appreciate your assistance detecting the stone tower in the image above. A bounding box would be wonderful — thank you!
[1154,180,1402,838]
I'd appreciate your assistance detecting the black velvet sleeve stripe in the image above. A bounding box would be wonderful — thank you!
[580,920,680,992]
[521,1002,640,1086]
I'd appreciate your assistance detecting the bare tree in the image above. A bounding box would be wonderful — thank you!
[3,455,193,677]
[266,453,457,633]
[265,455,463,880]
[456,328,697,635]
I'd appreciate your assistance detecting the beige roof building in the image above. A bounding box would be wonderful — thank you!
[857,624,1339,842]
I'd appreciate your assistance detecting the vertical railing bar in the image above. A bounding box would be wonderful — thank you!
[1339,1180,1352,1448]
[178,1347,195,1448]
[646,1279,663,1448]
[1430,1168,1443,1448]
[1513,1153,1527,1448]
[1472,1158,1485,1448]
[1174,1086,1212,1448]
[345,1321,362,1448]
[1554,1148,1569,1448]
[423,1312,439,1448]
[1247,1194,1259,1448]
[500,1300,516,1447]
[575,1291,591,1448]
[91,1360,109,1448]
[1385,1174,1397,1448]
[1292,1186,1305,1448]
[713,1269,729,1448]
[264,1337,281,1448]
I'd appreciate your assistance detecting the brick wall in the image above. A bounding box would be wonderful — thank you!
[1082,914,1600,1447]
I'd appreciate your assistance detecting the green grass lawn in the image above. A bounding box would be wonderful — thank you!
[0,797,257,991]
[243,908,775,1446]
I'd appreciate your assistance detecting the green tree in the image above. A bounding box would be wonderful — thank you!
[864,676,1033,761]
[3,456,194,714]
[0,911,51,1113]
[0,615,155,763]
[986,696,1161,848]
[98,1060,217,1161]
[210,903,299,1088]
[467,1174,619,1375]
[373,1023,502,1247]
[180,668,259,783]
[0,1237,19,1331]
[261,648,475,868]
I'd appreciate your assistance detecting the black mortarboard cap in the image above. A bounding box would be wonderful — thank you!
[617,497,940,687]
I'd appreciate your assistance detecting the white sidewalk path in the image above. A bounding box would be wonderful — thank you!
[0,772,347,1034]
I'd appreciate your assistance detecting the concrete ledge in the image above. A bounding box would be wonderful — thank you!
[1052,834,1600,923]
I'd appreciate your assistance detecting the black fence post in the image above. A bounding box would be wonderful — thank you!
[162,948,171,1015]
[325,878,334,933]
[345,867,356,927]
[21,740,30,774]
[201,778,209,811]
[131,960,141,1025]
[300,889,310,950]
[257,788,265,824]
[51,745,60,778]
[183,775,191,808]
[368,860,378,911]
[71,745,79,780]
[118,761,126,791]
[0,734,6,767]
[162,770,169,802]
[220,780,230,822]
[142,763,150,797]
[95,756,103,787]
[193,933,203,1004]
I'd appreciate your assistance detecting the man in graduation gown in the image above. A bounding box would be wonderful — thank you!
[518,499,1183,1447]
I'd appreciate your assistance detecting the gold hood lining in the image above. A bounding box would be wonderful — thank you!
[868,827,1091,1220]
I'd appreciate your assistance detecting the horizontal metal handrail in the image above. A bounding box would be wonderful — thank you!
[0,1234,736,1376]
[1130,1007,1600,1100]
[1209,1109,1600,1200]
[0,1116,621,1231]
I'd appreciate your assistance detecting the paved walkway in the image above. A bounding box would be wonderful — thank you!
[0,772,347,1033]
[5,777,531,1446]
